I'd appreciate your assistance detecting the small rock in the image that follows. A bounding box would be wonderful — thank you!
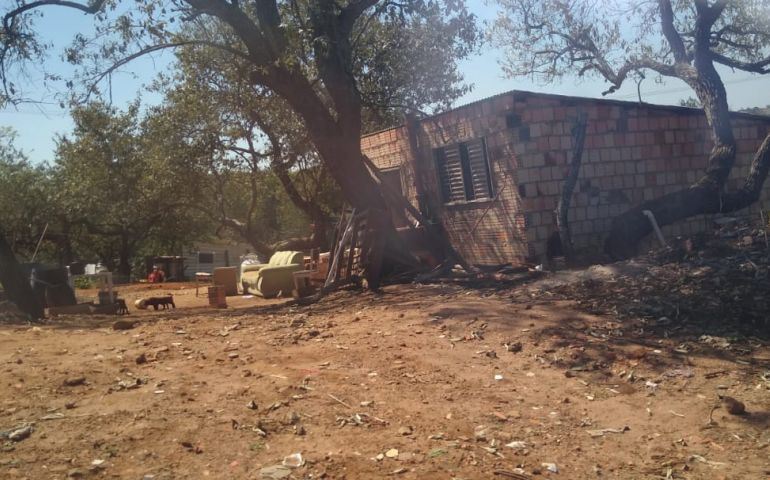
[180,441,203,454]
[64,401,77,409]
[247,400,258,410]
[135,353,147,365]
[504,341,523,353]
[67,469,85,478]
[284,411,301,425]
[289,316,306,328]
[228,352,239,359]
[398,426,413,436]
[385,448,399,458]
[474,425,488,442]
[112,320,136,331]
[63,376,86,387]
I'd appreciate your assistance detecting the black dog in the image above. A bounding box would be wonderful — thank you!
[114,298,129,315]
[145,295,175,310]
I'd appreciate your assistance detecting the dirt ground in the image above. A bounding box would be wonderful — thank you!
[1,280,769,479]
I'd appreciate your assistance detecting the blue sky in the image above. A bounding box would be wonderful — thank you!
[3,1,769,164]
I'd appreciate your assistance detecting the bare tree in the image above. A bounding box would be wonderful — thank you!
[491,0,770,258]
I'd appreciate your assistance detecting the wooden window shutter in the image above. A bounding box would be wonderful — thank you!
[436,145,466,203]
[465,138,493,199]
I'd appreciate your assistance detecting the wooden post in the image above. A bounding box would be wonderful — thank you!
[364,211,386,291]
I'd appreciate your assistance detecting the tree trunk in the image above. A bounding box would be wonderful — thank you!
[117,234,132,278]
[604,13,770,259]
[0,229,44,320]
[554,113,588,260]
[606,133,770,258]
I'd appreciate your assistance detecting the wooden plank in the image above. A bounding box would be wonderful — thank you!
[345,215,360,281]
[362,154,474,273]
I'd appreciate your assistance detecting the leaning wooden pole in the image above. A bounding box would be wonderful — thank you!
[554,112,588,260]
[361,155,474,273]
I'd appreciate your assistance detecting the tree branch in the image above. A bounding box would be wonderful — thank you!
[3,0,107,32]
[658,0,688,62]
[710,51,770,74]
[83,40,251,100]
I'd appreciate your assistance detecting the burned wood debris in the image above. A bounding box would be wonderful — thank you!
[539,218,770,337]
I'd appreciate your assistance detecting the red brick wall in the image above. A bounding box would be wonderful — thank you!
[509,92,770,257]
[363,94,529,266]
[362,91,770,265]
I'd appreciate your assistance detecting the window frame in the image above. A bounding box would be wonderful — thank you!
[434,137,495,205]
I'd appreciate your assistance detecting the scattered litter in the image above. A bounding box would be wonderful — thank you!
[541,462,559,473]
[428,448,447,458]
[669,410,685,417]
[6,425,33,442]
[689,454,727,467]
[663,367,694,378]
[259,464,291,479]
[494,374,504,381]
[282,453,305,468]
[505,441,527,449]
[493,468,530,479]
[586,426,629,437]
[40,412,66,421]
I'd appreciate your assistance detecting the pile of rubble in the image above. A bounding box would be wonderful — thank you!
[0,300,29,324]
[548,218,770,337]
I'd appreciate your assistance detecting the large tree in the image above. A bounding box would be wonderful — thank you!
[0,128,45,319]
[55,101,206,277]
[491,0,770,258]
[148,39,341,255]
[1,0,479,287]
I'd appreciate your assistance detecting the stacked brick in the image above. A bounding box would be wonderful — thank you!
[362,90,770,266]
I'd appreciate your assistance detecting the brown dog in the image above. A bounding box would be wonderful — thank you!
[144,295,175,310]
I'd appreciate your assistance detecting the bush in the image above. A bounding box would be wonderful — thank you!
[73,276,94,289]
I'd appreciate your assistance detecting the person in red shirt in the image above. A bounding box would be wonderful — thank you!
[147,265,166,283]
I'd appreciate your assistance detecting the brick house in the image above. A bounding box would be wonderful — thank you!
[361,90,770,266]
